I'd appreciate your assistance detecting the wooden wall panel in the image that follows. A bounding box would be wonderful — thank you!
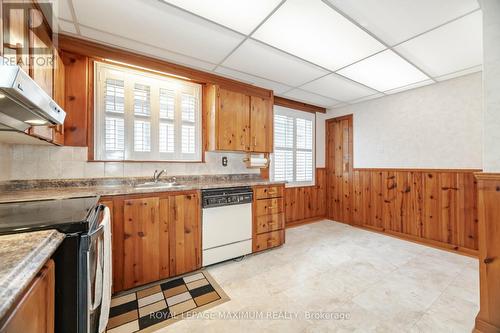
[284,168,326,226]
[325,115,479,255]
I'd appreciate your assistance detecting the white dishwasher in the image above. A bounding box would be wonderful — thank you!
[201,187,253,266]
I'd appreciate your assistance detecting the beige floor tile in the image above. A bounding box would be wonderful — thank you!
[186,278,209,290]
[110,293,137,307]
[138,299,167,318]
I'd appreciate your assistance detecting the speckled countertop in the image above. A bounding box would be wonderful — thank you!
[0,174,285,203]
[0,230,65,319]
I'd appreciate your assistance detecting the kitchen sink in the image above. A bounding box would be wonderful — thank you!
[134,181,186,189]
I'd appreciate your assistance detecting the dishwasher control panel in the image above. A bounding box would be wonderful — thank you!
[201,187,253,208]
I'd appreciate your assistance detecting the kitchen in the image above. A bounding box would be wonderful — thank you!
[0,0,499,332]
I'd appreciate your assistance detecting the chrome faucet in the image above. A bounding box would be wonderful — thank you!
[152,169,167,183]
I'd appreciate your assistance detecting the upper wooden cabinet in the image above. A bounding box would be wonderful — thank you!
[1,1,65,145]
[104,191,201,292]
[205,85,273,153]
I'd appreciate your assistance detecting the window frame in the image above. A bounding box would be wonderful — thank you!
[271,106,316,187]
[93,62,203,162]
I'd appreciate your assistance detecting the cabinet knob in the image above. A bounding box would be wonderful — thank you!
[484,257,495,264]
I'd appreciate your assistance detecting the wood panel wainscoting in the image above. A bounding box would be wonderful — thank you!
[326,115,480,256]
[474,173,500,333]
[284,168,327,227]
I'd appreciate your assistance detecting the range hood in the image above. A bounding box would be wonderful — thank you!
[0,63,66,132]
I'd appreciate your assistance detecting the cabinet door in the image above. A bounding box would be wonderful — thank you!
[1,259,55,333]
[250,96,273,152]
[123,197,160,289]
[169,193,201,276]
[29,11,53,97]
[217,88,250,151]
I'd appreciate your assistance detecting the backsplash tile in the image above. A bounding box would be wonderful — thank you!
[1,144,259,180]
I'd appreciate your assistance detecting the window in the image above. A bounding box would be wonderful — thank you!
[94,62,202,161]
[271,106,315,186]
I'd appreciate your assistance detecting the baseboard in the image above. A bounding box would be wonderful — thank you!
[286,216,326,229]
[474,317,500,333]
[328,219,478,258]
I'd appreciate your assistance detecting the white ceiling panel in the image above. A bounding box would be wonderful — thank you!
[79,26,217,72]
[282,89,340,108]
[435,65,482,82]
[394,12,483,78]
[337,50,430,92]
[326,0,480,45]
[214,66,292,94]
[253,0,384,71]
[161,0,282,35]
[57,0,73,21]
[384,79,434,95]
[58,19,77,34]
[72,0,244,63]
[222,39,328,87]
[347,93,385,105]
[300,73,378,102]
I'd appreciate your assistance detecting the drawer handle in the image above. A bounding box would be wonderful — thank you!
[484,257,495,264]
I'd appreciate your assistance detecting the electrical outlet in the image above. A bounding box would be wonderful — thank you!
[222,156,228,167]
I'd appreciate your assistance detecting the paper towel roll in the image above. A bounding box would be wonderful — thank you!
[248,157,268,167]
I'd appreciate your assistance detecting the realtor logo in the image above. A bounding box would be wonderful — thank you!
[1,0,56,69]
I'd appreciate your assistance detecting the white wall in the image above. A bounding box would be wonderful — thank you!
[316,113,326,167]
[0,143,12,181]
[321,72,483,169]
[482,0,500,172]
[0,145,258,181]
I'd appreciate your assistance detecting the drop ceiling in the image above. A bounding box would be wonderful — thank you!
[57,0,482,109]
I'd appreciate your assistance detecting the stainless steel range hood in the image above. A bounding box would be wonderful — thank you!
[0,62,66,132]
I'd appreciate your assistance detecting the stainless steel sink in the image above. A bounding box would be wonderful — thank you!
[134,181,185,189]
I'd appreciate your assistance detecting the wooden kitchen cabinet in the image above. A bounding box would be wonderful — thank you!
[168,193,201,276]
[1,259,55,333]
[1,0,65,145]
[252,184,286,252]
[102,191,201,292]
[250,96,273,152]
[205,84,273,153]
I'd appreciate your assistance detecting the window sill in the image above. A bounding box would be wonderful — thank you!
[283,182,316,188]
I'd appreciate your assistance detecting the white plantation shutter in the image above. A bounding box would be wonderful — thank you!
[95,62,202,161]
[272,106,315,186]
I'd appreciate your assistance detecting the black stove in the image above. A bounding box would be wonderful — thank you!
[0,196,99,235]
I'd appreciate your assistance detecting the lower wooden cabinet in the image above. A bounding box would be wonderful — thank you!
[102,191,201,292]
[1,259,55,333]
[252,185,286,252]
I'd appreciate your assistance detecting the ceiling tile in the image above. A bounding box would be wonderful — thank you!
[79,26,217,72]
[337,50,430,92]
[222,39,328,87]
[394,11,482,78]
[57,0,73,21]
[435,65,482,82]
[300,73,378,102]
[73,0,244,63]
[326,0,480,45]
[347,93,385,105]
[58,19,77,34]
[214,66,292,94]
[161,0,282,35]
[253,0,384,71]
[384,79,434,95]
[282,89,340,108]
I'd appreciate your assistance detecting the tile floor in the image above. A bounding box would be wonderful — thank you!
[155,220,479,333]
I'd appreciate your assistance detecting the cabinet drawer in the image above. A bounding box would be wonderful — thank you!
[253,230,285,252]
[254,186,283,200]
[256,213,284,234]
[255,198,284,216]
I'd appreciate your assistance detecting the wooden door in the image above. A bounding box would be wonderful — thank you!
[326,115,353,223]
[217,88,250,151]
[250,96,273,152]
[168,192,201,276]
[123,197,160,289]
[1,259,55,333]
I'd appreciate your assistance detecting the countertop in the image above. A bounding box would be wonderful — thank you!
[0,177,285,203]
[0,230,65,319]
